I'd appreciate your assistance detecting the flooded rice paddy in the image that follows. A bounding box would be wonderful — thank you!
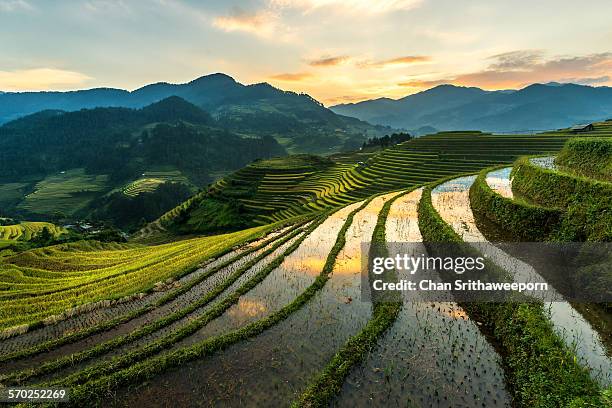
[116,197,395,406]
[432,175,611,385]
[335,189,510,407]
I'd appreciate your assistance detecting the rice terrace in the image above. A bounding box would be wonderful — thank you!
[1,1,612,406]
[0,118,610,407]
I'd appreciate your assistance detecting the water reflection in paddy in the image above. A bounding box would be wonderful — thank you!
[432,176,611,385]
[335,189,510,407]
[485,167,513,199]
[172,201,364,347]
[118,194,401,407]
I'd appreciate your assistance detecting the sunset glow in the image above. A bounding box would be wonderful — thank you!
[0,0,610,104]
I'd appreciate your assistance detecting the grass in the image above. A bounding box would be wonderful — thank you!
[555,137,612,182]
[122,170,190,197]
[0,217,306,360]
[511,156,612,241]
[469,167,562,241]
[157,129,575,238]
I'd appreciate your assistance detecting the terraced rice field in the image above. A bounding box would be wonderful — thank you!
[1,123,611,406]
[122,171,189,197]
[0,222,65,241]
[16,168,109,216]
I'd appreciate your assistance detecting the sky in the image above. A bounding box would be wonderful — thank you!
[1,0,611,105]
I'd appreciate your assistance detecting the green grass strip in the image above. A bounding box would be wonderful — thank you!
[469,166,562,241]
[293,189,413,407]
[51,197,374,407]
[0,217,310,364]
[2,221,311,385]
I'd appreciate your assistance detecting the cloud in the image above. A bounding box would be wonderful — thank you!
[0,68,92,91]
[563,76,611,85]
[360,55,431,68]
[213,7,280,37]
[398,79,449,88]
[270,72,313,81]
[270,0,422,13]
[487,50,545,70]
[455,52,612,88]
[308,55,349,67]
[83,0,130,14]
[0,0,32,12]
[403,52,612,90]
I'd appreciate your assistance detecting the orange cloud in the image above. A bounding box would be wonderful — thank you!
[361,55,431,68]
[270,72,314,81]
[398,79,449,88]
[452,52,612,89]
[397,52,612,90]
[213,7,279,37]
[308,55,349,67]
[0,68,92,91]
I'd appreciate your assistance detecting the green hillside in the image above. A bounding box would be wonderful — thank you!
[158,127,579,236]
[0,97,286,228]
[0,121,610,408]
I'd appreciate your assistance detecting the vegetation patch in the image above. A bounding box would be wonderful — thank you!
[0,225,273,330]
[0,217,304,359]
[555,137,612,181]
[511,157,612,241]
[470,167,562,241]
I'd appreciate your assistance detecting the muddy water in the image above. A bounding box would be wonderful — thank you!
[335,189,510,407]
[432,176,612,385]
[117,194,399,407]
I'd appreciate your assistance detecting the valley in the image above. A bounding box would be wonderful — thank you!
[0,118,610,407]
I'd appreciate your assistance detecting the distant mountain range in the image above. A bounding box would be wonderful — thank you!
[330,83,612,133]
[0,73,389,154]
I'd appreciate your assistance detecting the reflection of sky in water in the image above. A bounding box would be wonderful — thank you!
[228,299,267,318]
[336,187,510,408]
[486,167,513,198]
[431,175,485,242]
[166,203,364,349]
[432,176,611,386]
[118,193,406,407]
[333,192,402,276]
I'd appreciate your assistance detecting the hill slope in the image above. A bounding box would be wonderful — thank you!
[0,97,285,228]
[0,73,389,154]
[331,83,612,132]
[149,122,612,238]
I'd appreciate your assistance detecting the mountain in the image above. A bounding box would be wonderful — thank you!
[0,73,390,154]
[331,83,612,132]
[0,97,286,229]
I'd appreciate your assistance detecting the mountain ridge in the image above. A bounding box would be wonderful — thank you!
[0,73,389,153]
[331,82,612,132]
